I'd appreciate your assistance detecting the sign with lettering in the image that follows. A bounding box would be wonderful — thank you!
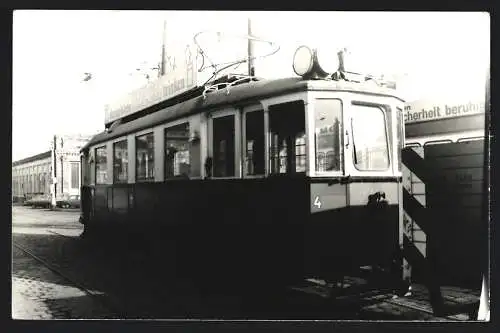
[404,99,485,124]
[104,44,198,125]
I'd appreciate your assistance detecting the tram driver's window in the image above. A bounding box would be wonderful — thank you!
[95,146,108,184]
[165,123,190,178]
[213,115,235,177]
[136,133,155,181]
[351,104,389,171]
[244,110,265,176]
[315,99,342,172]
[269,101,306,174]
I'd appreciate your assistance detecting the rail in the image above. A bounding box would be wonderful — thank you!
[13,240,126,318]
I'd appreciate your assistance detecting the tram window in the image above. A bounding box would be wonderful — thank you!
[314,99,342,172]
[113,140,128,183]
[213,115,235,177]
[244,110,265,176]
[351,105,390,171]
[136,133,155,181]
[165,123,190,178]
[95,146,108,184]
[269,101,306,174]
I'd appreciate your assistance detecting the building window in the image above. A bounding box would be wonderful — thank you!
[38,172,43,193]
[212,115,235,177]
[165,123,190,178]
[136,133,155,181]
[41,173,46,193]
[95,146,108,184]
[113,140,128,183]
[244,110,265,176]
[71,162,80,188]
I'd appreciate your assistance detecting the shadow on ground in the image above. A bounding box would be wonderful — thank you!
[12,231,373,319]
[12,231,481,320]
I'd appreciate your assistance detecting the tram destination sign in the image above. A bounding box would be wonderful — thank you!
[104,46,198,125]
[404,99,485,124]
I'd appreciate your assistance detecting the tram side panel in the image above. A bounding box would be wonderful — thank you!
[85,174,404,287]
[83,168,403,286]
[93,185,109,224]
[191,177,309,287]
[86,177,310,286]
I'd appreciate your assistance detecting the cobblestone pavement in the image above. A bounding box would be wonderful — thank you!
[12,244,116,319]
[12,206,117,319]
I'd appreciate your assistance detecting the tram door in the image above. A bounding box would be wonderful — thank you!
[268,101,306,175]
[80,152,93,221]
[209,111,239,178]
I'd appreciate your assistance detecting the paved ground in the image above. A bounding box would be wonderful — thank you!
[11,206,209,319]
[11,206,116,319]
[11,206,482,321]
[12,245,115,319]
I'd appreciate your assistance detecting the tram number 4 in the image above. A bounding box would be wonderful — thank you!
[313,196,322,209]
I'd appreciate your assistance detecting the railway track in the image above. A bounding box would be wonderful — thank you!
[387,296,478,320]
[46,229,82,237]
[13,239,126,318]
[290,277,478,320]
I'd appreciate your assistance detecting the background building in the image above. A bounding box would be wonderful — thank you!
[12,133,93,202]
[12,151,51,202]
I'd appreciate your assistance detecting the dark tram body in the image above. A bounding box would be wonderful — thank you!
[80,76,405,289]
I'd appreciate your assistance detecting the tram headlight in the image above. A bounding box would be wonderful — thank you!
[315,46,340,75]
[293,45,340,79]
[292,46,315,77]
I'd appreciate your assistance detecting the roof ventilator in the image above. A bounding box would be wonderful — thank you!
[106,118,122,133]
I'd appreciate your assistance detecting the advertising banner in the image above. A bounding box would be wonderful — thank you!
[104,44,198,125]
[404,99,486,124]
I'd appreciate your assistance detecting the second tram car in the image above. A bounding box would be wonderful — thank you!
[403,96,487,287]
[80,47,406,290]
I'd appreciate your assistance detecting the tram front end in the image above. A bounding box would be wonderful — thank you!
[300,90,405,291]
[291,47,406,287]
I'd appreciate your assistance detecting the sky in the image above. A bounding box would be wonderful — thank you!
[12,10,490,161]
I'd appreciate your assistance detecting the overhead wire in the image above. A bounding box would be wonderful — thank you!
[193,30,280,87]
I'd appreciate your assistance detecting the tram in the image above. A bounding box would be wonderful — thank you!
[80,46,406,291]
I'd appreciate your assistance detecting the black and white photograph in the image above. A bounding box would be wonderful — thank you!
[11,10,490,322]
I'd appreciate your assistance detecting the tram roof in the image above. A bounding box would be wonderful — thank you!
[82,77,401,151]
